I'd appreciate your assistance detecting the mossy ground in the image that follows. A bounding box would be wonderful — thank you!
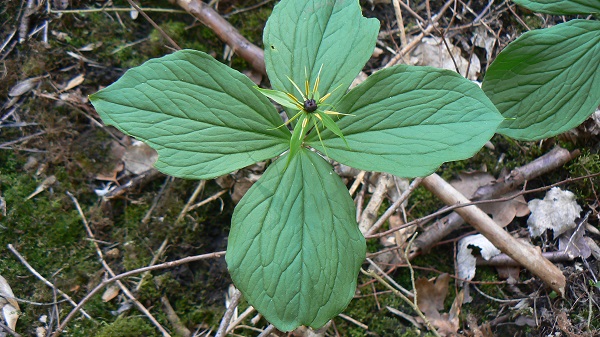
[1,0,599,336]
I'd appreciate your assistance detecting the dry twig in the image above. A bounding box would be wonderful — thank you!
[215,288,242,337]
[421,174,566,296]
[6,244,93,320]
[412,147,579,254]
[52,250,226,336]
[172,0,266,74]
[66,192,171,337]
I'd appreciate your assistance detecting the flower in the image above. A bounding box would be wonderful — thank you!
[255,65,350,161]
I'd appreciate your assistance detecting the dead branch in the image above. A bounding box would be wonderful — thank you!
[365,177,423,236]
[172,0,266,74]
[215,288,242,337]
[161,296,192,337]
[413,147,579,255]
[476,250,576,267]
[473,147,580,200]
[359,173,394,233]
[421,173,566,296]
[384,0,454,68]
[0,321,22,337]
[103,168,163,199]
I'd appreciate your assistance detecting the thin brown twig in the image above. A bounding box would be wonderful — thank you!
[49,7,187,14]
[66,192,171,337]
[223,0,273,18]
[176,180,206,223]
[361,267,441,337]
[0,131,46,149]
[135,238,170,291]
[367,171,600,240]
[51,250,226,337]
[0,321,22,337]
[6,244,93,319]
[391,0,408,64]
[126,0,181,50]
[225,305,255,334]
[188,189,228,211]
[257,324,276,337]
[365,177,423,236]
[215,288,242,337]
[384,0,454,68]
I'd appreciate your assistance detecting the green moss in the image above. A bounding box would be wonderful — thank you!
[567,149,600,202]
[95,317,158,337]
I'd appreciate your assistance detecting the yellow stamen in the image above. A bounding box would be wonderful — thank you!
[312,64,324,97]
[287,76,306,101]
[305,78,310,98]
[285,92,304,110]
[324,110,355,117]
[319,92,331,103]
[268,110,303,130]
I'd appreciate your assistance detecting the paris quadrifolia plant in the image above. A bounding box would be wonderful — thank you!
[90,0,599,331]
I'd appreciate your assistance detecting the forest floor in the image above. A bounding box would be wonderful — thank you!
[1,0,599,336]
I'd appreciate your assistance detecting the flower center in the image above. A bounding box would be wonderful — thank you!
[303,99,318,113]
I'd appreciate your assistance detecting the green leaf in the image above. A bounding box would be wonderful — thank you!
[90,50,290,179]
[316,111,348,147]
[226,149,365,331]
[512,0,600,15]
[264,0,379,105]
[288,114,308,164]
[255,87,302,110]
[307,65,504,178]
[482,20,600,140]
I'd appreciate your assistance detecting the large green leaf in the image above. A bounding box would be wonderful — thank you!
[307,65,504,178]
[264,0,379,105]
[482,20,600,140]
[90,50,290,179]
[513,0,600,14]
[226,149,365,331]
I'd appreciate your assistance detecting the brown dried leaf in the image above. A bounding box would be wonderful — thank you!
[8,76,42,97]
[101,285,120,302]
[231,177,253,204]
[451,172,529,227]
[25,175,57,200]
[410,37,481,80]
[415,274,463,336]
[2,304,19,331]
[0,275,20,331]
[61,74,85,92]
[415,273,450,319]
[123,140,158,175]
[0,276,19,310]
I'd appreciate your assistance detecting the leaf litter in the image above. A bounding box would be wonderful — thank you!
[0,275,20,332]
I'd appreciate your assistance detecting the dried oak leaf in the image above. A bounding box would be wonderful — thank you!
[415,273,463,336]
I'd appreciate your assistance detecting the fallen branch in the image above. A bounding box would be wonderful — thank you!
[215,288,242,337]
[172,0,266,74]
[412,147,579,255]
[421,173,566,296]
